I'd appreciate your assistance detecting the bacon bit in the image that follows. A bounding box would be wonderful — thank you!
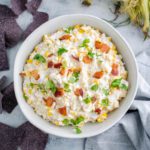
[58,106,67,116]
[111,63,119,76]
[73,67,81,73]
[48,61,53,68]
[93,71,104,79]
[95,41,101,49]
[30,70,40,80]
[43,97,55,107]
[60,67,65,75]
[54,63,62,68]
[92,96,97,103]
[19,72,26,77]
[74,88,83,97]
[48,54,53,57]
[71,55,79,61]
[83,55,92,64]
[54,88,64,97]
[95,108,101,114]
[59,34,71,40]
[100,44,110,53]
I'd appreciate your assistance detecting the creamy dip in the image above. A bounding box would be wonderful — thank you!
[20,25,128,133]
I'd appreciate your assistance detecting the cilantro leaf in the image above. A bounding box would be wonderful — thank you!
[91,84,99,91]
[46,80,56,94]
[62,119,70,126]
[120,84,128,90]
[57,48,68,56]
[64,26,74,33]
[111,78,122,88]
[63,83,71,92]
[75,127,82,134]
[102,88,109,96]
[69,72,80,83]
[88,51,95,58]
[83,96,92,104]
[79,38,90,48]
[101,98,109,106]
[33,54,46,63]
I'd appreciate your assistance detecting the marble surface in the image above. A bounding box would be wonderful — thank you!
[0,0,150,149]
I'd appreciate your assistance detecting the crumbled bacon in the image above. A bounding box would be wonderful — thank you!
[54,88,64,97]
[111,63,119,76]
[83,55,92,64]
[93,71,104,79]
[48,53,53,57]
[59,34,71,40]
[43,97,55,107]
[95,41,101,49]
[60,67,65,75]
[58,106,67,116]
[95,108,101,114]
[71,55,79,61]
[19,72,26,77]
[67,68,73,76]
[92,96,97,103]
[48,61,53,68]
[54,63,62,68]
[30,70,40,80]
[74,88,83,97]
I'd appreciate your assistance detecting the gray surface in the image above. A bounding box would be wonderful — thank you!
[0,0,150,150]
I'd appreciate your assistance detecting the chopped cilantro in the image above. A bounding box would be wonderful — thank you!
[23,93,28,101]
[33,54,46,63]
[88,51,95,58]
[102,88,109,96]
[120,84,128,90]
[62,119,70,126]
[91,84,99,91]
[69,72,80,83]
[57,48,68,56]
[83,96,92,104]
[101,98,109,106]
[79,38,90,48]
[64,26,74,33]
[63,83,71,92]
[29,82,34,88]
[46,80,56,94]
[111,78,122,88]
[75,127,82,134]
[70,116,84,125]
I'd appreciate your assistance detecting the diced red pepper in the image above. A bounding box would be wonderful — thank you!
[48,61,53,68]
[83,55,92,64]
[43,97,55,107]
[95,108,101,114]
[54,63,62,68]
[59,35,71,40]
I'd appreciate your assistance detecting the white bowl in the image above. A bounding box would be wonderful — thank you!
[14,14,138,138]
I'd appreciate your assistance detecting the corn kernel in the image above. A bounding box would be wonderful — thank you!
[28,89,32,94]
[27,99,32,105]
[102,113,107,119]
[34,46,38,51]
[54,121,59,126]
[26,59,33,63]
[44,50,50,57]
[97,117,103,123]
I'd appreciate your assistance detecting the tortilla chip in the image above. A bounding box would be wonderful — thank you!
[1,82,17,113]
[0,4,17,19]
[22,11,48,39]
[0,32,9,71]
[11,0,27,15]
[25,0,42,14]
[0,18,23,47]
[0,123,24,150]
[18,122,48,150]
[0,93,3,114]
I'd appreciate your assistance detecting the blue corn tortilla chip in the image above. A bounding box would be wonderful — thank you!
[22,11,48,39]
[18,122,48,150]
[0,123,25,150]
[0,18,23,47]
[0,4,17,19]
[0,32,9,71]
[0,93,3,114]
[25,0,42,14]
[0,76,7,87]
[11,0,27,15]
[1,82,17,113]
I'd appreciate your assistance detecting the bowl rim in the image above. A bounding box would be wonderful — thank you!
[14,14,138,138]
